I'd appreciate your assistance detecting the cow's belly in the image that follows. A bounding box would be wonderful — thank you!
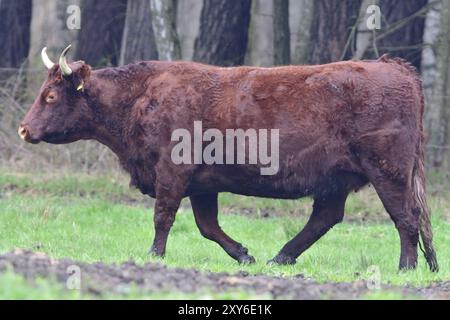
[224,183,311,199]
[189,166,367,200]
[187,146,366,199]
[188,165,324,199]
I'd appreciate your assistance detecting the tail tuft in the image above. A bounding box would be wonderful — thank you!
[413,156,439,272]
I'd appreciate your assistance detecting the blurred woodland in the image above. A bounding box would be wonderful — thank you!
[0,0,449,189]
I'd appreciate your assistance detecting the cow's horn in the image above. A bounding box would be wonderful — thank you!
[41,47,55,69]
[59,45,73,76]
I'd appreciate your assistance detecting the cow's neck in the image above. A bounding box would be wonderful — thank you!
[84,70,143,159]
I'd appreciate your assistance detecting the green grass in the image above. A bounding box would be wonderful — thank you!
[0,270,83,300]
[0,170,135,200]
[0,171,448,299]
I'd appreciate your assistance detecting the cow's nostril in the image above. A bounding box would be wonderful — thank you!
[18,125,29,140]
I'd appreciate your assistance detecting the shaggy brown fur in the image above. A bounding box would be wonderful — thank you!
[19,55,438,271]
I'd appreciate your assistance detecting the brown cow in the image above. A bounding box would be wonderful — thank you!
[19,45,438,271]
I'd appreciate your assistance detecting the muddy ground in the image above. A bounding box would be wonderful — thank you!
[0,249,448,299]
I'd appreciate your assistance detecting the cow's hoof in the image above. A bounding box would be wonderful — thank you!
[267,253,296,266]
[238,254,256,265]
[148,245,165,258]
[398,264,417,272]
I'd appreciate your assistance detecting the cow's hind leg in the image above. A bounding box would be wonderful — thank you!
[269,191,348,265]
[190,193,255,264]
[363,167,419,270]
[356,132,420,270]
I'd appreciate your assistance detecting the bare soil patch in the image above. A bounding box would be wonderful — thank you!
[0,250,448,299]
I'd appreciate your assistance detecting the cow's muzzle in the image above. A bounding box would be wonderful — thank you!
[18,124,40,144]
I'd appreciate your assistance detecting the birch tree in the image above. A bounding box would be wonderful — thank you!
[150,0,181,61]
[422,0,450,169]
[354,0,379,60]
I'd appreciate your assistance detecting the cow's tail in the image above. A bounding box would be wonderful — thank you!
[413,145,438,272]
[412,80,439,272]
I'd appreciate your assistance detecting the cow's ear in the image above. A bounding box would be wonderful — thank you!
[68,61,91,92]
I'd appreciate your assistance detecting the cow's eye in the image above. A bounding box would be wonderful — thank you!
[45,93,57,104]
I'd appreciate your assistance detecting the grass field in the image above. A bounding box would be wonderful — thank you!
[0,170,448,299]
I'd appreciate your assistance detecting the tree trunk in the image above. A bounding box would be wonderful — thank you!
[273,0,290,65]
[176,0,203,60]
[0,0,32,70]
[290,0,314,65]
[194,0,252,66]
[308,0,362,64]
[150,0,181,61]
[246,0,273,67]
[375,0,428,69]
[354,0,379,60]
[27,0,81,95]
[422,2,441,114]
[120,0,159,65]
[422,0,450,170]
[29,0,80,68]
[76,0,127,66]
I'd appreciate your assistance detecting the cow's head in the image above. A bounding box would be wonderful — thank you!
[19,45,93,144]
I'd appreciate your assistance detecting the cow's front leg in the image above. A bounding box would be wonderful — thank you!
[148,176,186,258]
[149,196,181,257]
